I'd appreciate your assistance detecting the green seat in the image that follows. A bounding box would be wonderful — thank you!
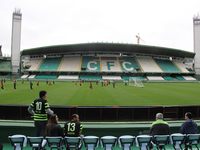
[35,75,57,80]
[39,58,61,71]
[79,75,102,81]
[155,59,180,73]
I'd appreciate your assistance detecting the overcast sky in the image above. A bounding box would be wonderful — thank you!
[0,0,200,56]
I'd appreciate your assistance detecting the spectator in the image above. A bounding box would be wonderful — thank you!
[180,112,198,134]
[30,81,33,90]
[64,114,83,137]
[46,114,64,137]
[0,143,3,150]
[0,79,4,89]
[28,90,54,136]
[150,113,170,135]
[150,113,170,149]
[13,79,16,89]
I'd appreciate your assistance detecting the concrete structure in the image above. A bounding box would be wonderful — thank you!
[11,9,22,73]
[0,45,2,57]
[194,14,200,74]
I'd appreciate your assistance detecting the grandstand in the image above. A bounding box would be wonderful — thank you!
[20,43,195,81]
[0,57,12,79]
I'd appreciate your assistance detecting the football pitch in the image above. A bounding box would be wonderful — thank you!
[0,81,200,106]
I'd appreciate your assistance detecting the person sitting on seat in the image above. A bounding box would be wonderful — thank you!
[45,114,64,137]
[150,113,170,149]
[180,112,198,149]
[180,112,198,134]
[150,113,170,136]
[64,114,83,137]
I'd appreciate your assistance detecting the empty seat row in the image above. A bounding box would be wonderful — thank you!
[8,133,200,150]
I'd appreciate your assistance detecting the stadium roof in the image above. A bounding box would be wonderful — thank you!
[21,43,195,58]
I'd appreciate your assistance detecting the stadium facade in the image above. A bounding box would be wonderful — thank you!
[20,43,196,81]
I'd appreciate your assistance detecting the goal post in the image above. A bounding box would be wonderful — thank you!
[128,77,144,88]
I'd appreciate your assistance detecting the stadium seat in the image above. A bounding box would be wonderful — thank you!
[39,57,61,71]
[155,59,180,73]
[136,135,152,150]
[8,135,27,150]
[101,136,117,150]
[0,60,11,72]
[153,135,169,150]
[64,136,82,150]
[186,134,200,149]
[170,133,185,150]
[27,136,46,150]
[83,136,99,150]
[45,136,63,150]
[118,135,135,150]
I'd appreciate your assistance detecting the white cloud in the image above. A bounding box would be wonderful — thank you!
[0,0,200,55]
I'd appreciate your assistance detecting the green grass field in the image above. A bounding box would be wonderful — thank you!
[0,81,200,106]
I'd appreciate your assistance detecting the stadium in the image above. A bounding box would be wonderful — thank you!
[1,42,200,119]
[0,10,200,150]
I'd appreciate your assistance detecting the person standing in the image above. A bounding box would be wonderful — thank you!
[180,112,198,134]
[89,82,93,89]
[28,90,54,136]
[13,79,16,89]
[0,80,4,90]
[30,81,33,90]
[112,81,115,88]
[37,81,39,86]
[64,114,83,137]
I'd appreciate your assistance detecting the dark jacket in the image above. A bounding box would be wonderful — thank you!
[46,124,64,137]
[150,119,170,135]
[180,119,198,134]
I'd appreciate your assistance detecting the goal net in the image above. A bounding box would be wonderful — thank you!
[128,77,144,88]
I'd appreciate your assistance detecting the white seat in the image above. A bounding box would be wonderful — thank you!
[8,135,27,150]
[153,135,169,150]
[136,135,152,150]
[83,136,99,150]
[101,136,117,150]
[27,136,46,150]
[64,136,82,150]
[170,133,185,150]
[119,135,135,150]
[46,136,63,150]
[186,134,200,149]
